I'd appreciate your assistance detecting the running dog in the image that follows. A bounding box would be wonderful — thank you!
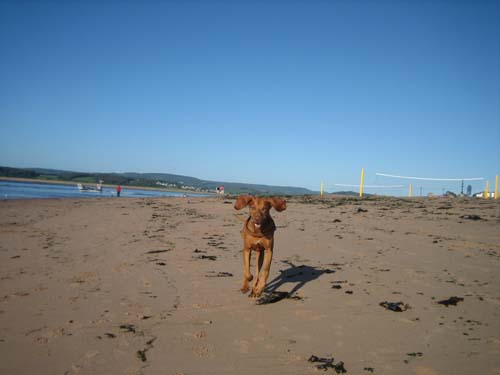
[234,195,286,298]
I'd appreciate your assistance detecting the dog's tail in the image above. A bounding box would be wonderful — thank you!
[233,214,247,223]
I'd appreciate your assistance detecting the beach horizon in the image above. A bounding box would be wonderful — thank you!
[0,177,214,196]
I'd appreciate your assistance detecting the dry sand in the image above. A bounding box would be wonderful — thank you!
[1,195,499,375]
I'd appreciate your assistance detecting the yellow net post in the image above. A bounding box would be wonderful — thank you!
[320,180,324,197]
[359,168,365,197]
[408,183,413,197]
[495,175,498,200]
[484,180,490,199]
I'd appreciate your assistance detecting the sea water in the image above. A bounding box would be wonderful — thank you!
[0,180,208,200]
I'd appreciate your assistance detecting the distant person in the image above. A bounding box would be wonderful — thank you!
[116,185,121,197]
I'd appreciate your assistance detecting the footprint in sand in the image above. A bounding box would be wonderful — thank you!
[192,331,207,339]
[234,339,250,353]
[34,336,50,344]
[112,262,134,273]
[294,309,327,321]
[192,345,212,358]
[69,272,97,285]
[85,350,99,359]
[31,327,67,344]
[415,367,444,375]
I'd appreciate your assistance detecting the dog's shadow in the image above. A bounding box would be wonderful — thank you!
[265,260,333,296]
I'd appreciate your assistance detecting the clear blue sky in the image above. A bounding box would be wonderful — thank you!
[1,0,499,194]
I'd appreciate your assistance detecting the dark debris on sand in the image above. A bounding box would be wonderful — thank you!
[437,296,464,307]
[119,324,136,333]
[308,355,347,373]
[256,291,304,305]
[459,214,483,221]
[379,301,410,312]
[407,352,423,357]
[205,271,233,277]
[136,350,147,362]
[145,249,172,255]
[197,255,217,261]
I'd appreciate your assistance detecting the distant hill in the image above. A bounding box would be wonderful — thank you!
[0,166,315,195]
[123,172,314,195]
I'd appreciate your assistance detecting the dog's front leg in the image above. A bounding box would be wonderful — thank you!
[241,247,253,293]
[254,246,273,297]
[250,250,264,298]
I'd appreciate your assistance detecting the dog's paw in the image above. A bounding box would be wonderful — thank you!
[240,286,250,294]
[249,289,262,299]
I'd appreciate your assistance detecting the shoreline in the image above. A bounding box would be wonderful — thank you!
[0,176,215,195]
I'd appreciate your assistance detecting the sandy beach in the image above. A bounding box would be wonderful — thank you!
[1,195,499,375]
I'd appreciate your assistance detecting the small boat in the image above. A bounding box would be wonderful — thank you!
[77,181,103,193]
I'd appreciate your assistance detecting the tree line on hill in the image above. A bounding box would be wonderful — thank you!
[0,166,182,189]
[0,166,316,195]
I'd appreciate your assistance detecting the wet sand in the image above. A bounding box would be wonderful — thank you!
[1,195,499,375]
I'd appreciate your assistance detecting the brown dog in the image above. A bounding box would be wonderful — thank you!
[234,195,286,298]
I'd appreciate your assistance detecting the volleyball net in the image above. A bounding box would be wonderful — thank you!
[323,171,489,197]
[375,173,486,196]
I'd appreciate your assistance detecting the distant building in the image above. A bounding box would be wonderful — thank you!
[473,191,495,198]
[466,185,472,196]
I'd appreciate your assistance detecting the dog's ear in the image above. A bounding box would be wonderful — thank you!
[269,197,286,212]
[234,195,254,210]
